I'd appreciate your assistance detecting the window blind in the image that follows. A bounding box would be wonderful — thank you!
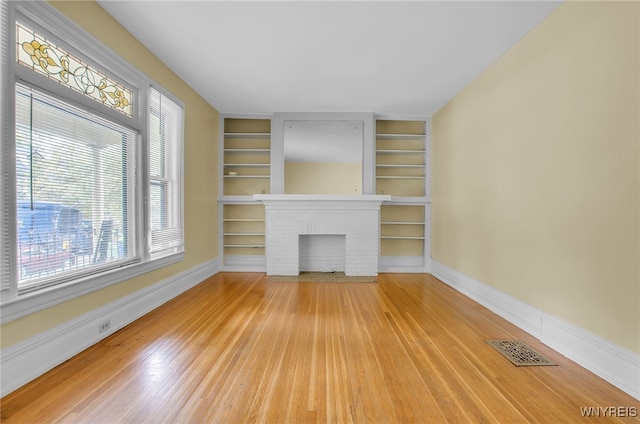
[149,87,184,255]
[0,0,9,291]
[14,84,137,292]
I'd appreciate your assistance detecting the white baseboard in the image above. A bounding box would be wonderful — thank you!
[430,261,543,338]
[1,258,221,398]
[431,260,639,400]
[541,314,640,401]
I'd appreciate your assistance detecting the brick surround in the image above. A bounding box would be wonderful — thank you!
[254,195,390,276]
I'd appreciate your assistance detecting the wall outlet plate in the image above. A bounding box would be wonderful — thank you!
[98,319,111,334]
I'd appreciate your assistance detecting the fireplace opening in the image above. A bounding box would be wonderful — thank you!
[299,235,346,273]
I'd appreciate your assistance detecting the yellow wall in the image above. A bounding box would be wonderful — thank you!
[285,162,362,194]
[1,1,219,348]
[432,1,639,353]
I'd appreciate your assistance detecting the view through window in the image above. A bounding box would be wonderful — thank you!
[149,87,183,255]
[15,83,137,292]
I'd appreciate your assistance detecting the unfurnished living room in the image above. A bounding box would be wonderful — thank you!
[1,0,639,422]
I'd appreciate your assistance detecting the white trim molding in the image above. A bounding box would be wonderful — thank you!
[1,258,220,397]
[431,260,640,400]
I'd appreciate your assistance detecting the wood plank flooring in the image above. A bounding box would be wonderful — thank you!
[2,273,638,423]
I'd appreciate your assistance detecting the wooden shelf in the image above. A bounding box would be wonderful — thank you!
[376,133,425,140]
[224,132,270,138]
[376,164,424,168]
[223,149,270,154]
[375,149,425,155]
[376,176,424,180]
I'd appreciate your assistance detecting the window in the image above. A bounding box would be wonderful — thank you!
[1,2,184,321]
[15,84,138,293]
[149,88,184,256]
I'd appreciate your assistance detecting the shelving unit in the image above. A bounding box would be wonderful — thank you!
[375,120,427,198]
[220,117,271,270]
[223,118,271,196]
[222,203,265,269]
[376,119,430,272]
[217,115,430,273]
[380,204,425,257]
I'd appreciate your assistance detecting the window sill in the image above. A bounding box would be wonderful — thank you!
[1,251,184,324]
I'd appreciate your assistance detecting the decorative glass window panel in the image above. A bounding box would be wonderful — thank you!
[148,88,184,255]
[15,83,138,293]
[16,22,133,116]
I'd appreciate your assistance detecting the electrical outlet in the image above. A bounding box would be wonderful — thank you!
[98,319,111,334]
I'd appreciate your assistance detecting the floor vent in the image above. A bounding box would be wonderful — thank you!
[487,340,557,366]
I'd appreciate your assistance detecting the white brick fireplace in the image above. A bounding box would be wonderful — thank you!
[254,195,390,276]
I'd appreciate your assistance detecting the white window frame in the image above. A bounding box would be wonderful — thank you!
[148,86,184,258]
[0,2,184,322]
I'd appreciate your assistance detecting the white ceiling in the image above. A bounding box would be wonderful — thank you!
[97,0,562,117]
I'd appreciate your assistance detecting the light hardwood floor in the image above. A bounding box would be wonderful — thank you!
[2,273,638,423]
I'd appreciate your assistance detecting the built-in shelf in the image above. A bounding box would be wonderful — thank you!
[222,117,271,197]
[220,116,269,267]
[375,119,427,198]
[376,149,425,154]
[376,176,424,179]
[223,149,270,154]
[224,163,271,167]
[223,214,266,248]
[376,164,424,168]
[223,132,270,138]
[223,175,270,179]
[376,133,425,140]
[380,204,426,259]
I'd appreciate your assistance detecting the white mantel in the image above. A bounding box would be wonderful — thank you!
[254,194,390,203]
[254,194,390,276]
